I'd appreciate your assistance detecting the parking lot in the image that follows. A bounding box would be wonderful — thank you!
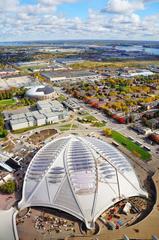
[0,76,39,89]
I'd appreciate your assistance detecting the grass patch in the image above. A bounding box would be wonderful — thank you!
[83,115,97,122]
[58,94,67,102]
[13,121,75,134]
[59,124,78,131]
[0,99,16,106]
[79,115,97,123]
[70,60,159,70]
[18,65,45,70]
[0,180,16,194]
[0,129,8,138]
[93,121,106,128]
[112,130,151,161]
[28,65,48,70]
[78,114,105,128]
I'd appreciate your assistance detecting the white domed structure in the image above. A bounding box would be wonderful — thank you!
[25,85,57,100]
[19,135,147,229]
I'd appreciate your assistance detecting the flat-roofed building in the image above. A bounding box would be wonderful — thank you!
[44,112,59,124]
[33,113,46,126]
[63,98,80,111]
[11,113,26,120]
[0,152,13,173]
[9,100,68,130]
[41,70,102,83]
[55,57,84,65]
[37,100,64,112]
[14,60,49,67]
[10,118,29,131]
[27,116,36,127]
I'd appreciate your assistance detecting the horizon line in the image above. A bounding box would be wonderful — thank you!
[0,39,159,44]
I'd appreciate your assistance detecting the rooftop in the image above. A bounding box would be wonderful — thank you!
[42,70,98,79]
[19,135,147,229]
[26,85,55,97]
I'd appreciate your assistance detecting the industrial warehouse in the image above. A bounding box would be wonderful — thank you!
[41,70,102,83]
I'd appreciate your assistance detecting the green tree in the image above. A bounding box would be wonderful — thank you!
[0,180,16,194]
[103,128,112,137]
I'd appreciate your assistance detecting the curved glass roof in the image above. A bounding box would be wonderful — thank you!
[19,135,148,229]
[67,139,96,195]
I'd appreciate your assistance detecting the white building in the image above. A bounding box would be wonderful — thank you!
[37,100,64,112]
[32,112,46,126]
[44,112,59,124]
[10,118,29,131]
[19,135,147,229]
[25,85,58,100]
[55,57,84,65]
[41,70,102,83]
[63,98,81,111]
[27,117,36,127]
[121,69,154,78]
[9,100,68,130]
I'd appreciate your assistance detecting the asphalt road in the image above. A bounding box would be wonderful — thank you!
[57,89,159,162]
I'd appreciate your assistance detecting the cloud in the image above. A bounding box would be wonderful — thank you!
[0,0,19,11]
[102,0,144,14]
[39,0,77,4]
[0,0,159,41]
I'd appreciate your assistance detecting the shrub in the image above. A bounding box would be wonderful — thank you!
[103,128,112,137]
[0,180,16,194]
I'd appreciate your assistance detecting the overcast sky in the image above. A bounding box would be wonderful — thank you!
[0,0,159,41]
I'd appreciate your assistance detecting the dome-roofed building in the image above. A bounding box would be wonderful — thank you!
[19,135,148,229]
[25,85,58,100]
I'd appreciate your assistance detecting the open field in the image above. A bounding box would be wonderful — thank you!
[78,114,106,128]
[70,60,159,70]
[12,125,42,134]
[59,124,78,131]
[112,131,151,161]
[0,99,16,107]
[0,76,37,89]
[82,115,97,122]
[18,64,48,72]
[0,130,8,138]
[57,94,67,102]
[28,129,57,145]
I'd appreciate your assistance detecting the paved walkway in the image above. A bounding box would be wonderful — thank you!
[0,193,16,210]
[0,208,18,240]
